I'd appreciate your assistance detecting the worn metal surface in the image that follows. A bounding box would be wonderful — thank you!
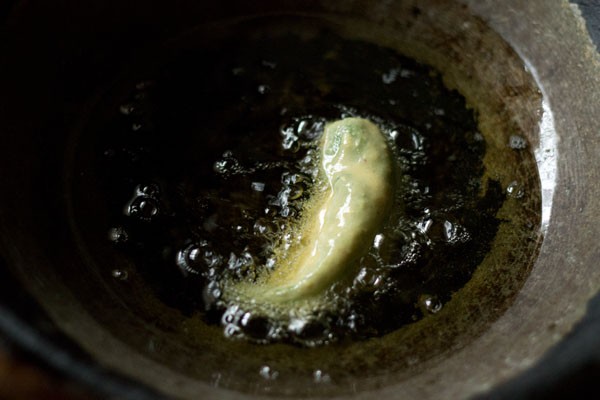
[0,0,598,399]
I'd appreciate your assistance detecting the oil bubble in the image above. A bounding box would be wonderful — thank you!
[231,225,246,235]
[224,324,242,338]
[119,103,136,115]
[300,149,315,165]
[290,319,328,341]
[288,184,304,200]
[222,305,243,325]
[287,140,301,153]
[202,247,223,268]
[288,318,308,335]
[259,365,279,380]
[176,244,204,275]
[392,125,425,152]
[111,269,128,281]
[137,183,160,197]
[253,218,279,237]
[202,281,222,309]
[416,218,433,234]
[313,370,331,384]
[280,124,299,151]
[214,157,241,175]
[108,226,129,244]
[251,182,265,192]
[281,172,308,185]
[509,135,527,149]
[227,251,254,271]
[373,234,384,249]
[240,313,271,339]
[443,220,470,244]
[279,206,297,218]
[344,312,364,332]
[257,84,270,95]
[353,266,384,293]
[253,219,268,235]
[382,67,401,84]
[126,196,160,221]
[296,117,325,141]
[264,206,278,217]
[506,181,525,199]
[419,294,443,314]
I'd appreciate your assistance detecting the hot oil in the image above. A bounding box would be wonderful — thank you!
[85,18,536,348]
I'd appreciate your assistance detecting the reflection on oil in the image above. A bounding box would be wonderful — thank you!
[521,58,558,232]
[536,98,558,232]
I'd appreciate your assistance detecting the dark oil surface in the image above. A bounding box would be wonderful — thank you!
[80,20,508,347]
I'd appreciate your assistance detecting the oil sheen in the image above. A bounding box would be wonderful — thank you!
[93,19,513,346]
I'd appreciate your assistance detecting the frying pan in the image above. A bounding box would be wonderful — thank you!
[0,0,599,399]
